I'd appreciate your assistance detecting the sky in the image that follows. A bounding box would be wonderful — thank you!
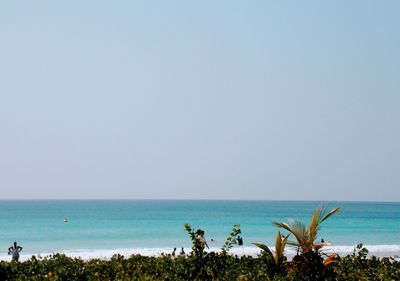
[0,1,399,201]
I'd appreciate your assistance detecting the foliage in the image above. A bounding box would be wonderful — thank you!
[0,253,271,281]
[0,248,399,281]
[333,243,400,281]
[184,223,245,279]
[184,223,205,258]
[254,231,289,278]
[273,206,340,280]
[221,223,241,253]
[273,206,340,253]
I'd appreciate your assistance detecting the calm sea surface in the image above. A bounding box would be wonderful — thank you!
[0,200,399,258]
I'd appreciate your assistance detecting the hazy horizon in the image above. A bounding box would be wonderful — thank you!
[1,1,399,201]
[6,197,399,204]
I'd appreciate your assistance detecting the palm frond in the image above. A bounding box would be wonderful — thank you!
[308,206,340,247]
[323,253,337,266]
[286,240,300,248]
[288,219,308,247]
[320,207,340,223]
[313,242,325,251]
[274,219,309,251]
[275,206,340,254]
[253,243,274,261]
[274,232,289,265]
[308,208,320,244]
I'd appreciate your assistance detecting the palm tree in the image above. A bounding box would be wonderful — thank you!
[253,231,290,277]
[273,206,340,279]
[254,231,289,268]
[273,206,340,254]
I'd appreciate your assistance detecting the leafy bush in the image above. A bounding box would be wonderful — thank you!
[0,253,271,281]
[221,223,241,253]
[254,231,289,279]
[333,244,400,281]
[0,248,399,281]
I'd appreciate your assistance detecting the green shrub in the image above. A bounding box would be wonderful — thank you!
[0,249,399,280]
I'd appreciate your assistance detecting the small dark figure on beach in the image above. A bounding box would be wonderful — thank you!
[180,247,185,256]
[172,247,176,257]
[237,236,243,246]
[8,242,22,261]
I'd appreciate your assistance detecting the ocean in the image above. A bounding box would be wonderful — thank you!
[0,200,399,261]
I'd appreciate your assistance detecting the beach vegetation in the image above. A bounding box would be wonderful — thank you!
[0,247,399,280]
[184,223,246,279]
[221,223,241,253]
[273,206,340,280]
[254,231,289,277]
[184,223,207,258]
[273,206,339,253]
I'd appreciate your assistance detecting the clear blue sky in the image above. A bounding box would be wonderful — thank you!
[1,1,399,200]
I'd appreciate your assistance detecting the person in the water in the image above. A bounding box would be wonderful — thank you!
[237,236,243,246]
[8,242,23,262]
[197,229,209,249]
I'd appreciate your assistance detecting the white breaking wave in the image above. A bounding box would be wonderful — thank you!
[2,245,400,262]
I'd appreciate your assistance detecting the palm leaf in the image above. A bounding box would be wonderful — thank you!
[286,240,300,248]
[275,206,340,254]
[253,243,274,261]
[308,206,340,248]
[320,207,340,223]
[274,232,289,265]
[274,219,307,250]
[308,207,321,244]
[323,253,337,266]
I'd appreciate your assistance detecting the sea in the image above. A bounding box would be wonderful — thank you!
[0,200,399,261]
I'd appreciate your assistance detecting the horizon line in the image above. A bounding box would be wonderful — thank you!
[0,198,399,203]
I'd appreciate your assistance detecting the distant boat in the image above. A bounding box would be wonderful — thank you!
[64,217,68,223]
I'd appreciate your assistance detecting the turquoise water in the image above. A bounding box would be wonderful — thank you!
[0,200,399,257]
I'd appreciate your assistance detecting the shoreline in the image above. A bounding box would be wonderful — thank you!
[2,244,400,262]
